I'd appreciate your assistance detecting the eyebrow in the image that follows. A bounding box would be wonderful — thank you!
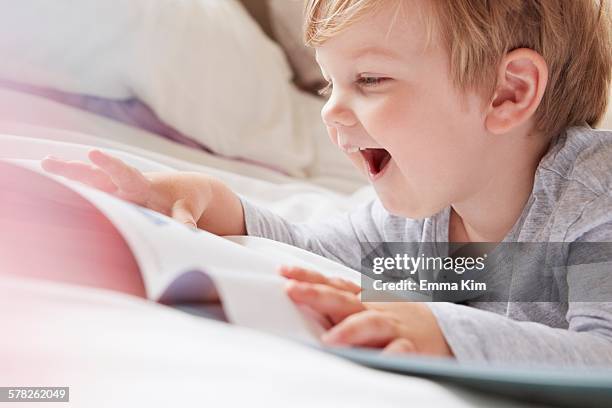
[314,45,403,75]
[350,46,403,61]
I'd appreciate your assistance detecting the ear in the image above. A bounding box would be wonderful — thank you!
[485,48,548,135]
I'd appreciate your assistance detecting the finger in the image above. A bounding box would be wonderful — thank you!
[297,305,333,330]
[383,338,417,355]
[88,150,149,201]
[41,156,118,193]
[285,281,365,324]
[280,266,361,294]
[321,310,399,347]
[171,199,198,230]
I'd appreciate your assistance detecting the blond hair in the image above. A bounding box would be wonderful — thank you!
[304,0,612,138]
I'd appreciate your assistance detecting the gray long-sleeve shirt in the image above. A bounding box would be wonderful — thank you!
[240,126,612,367]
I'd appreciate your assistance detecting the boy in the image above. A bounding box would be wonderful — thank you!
[43,0,612,366]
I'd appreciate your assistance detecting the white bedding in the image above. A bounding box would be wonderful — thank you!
[0,87,371,222]
[0,0,300,175]
[0,276,533,408]
[0,0,373,181]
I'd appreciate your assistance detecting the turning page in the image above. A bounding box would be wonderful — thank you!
[9,160,365,343]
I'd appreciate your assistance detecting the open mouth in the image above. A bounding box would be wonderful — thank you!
[360,148,392,177]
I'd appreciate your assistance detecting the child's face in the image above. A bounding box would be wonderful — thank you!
[316,2,497,219]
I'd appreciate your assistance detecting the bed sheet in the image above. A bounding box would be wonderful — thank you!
[0,275,535,408]
[0,87,367,193]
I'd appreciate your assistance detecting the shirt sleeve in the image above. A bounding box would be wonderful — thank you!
[427,301,612,366]
[428,217,612,367]
[239,196,386,271]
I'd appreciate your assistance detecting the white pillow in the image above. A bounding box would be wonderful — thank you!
[0,0,316,176]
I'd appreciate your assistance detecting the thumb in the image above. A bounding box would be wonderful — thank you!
[171,199,198,230]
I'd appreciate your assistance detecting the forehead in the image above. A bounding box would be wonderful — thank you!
[314,1,430,64]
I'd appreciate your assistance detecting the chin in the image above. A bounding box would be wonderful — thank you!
[376,189,440,220]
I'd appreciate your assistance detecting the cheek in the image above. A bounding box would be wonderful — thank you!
[364,91,439,164]
[363,85,488,203]
[360,94,412,144]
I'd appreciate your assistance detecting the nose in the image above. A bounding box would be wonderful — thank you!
[321,94,357,129]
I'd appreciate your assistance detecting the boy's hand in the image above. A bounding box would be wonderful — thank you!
[280,266,453,357]
[41,150,246,235]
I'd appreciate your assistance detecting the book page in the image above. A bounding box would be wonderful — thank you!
[225,235,369,285]
[68,184,327,343]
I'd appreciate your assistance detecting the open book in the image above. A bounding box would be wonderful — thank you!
[2,159,365,344]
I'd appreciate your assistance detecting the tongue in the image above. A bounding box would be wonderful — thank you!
[363,148,391,174]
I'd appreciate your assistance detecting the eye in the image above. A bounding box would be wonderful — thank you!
[317,76,389,96]
[357,76,390,88]
[318,81,333,97]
